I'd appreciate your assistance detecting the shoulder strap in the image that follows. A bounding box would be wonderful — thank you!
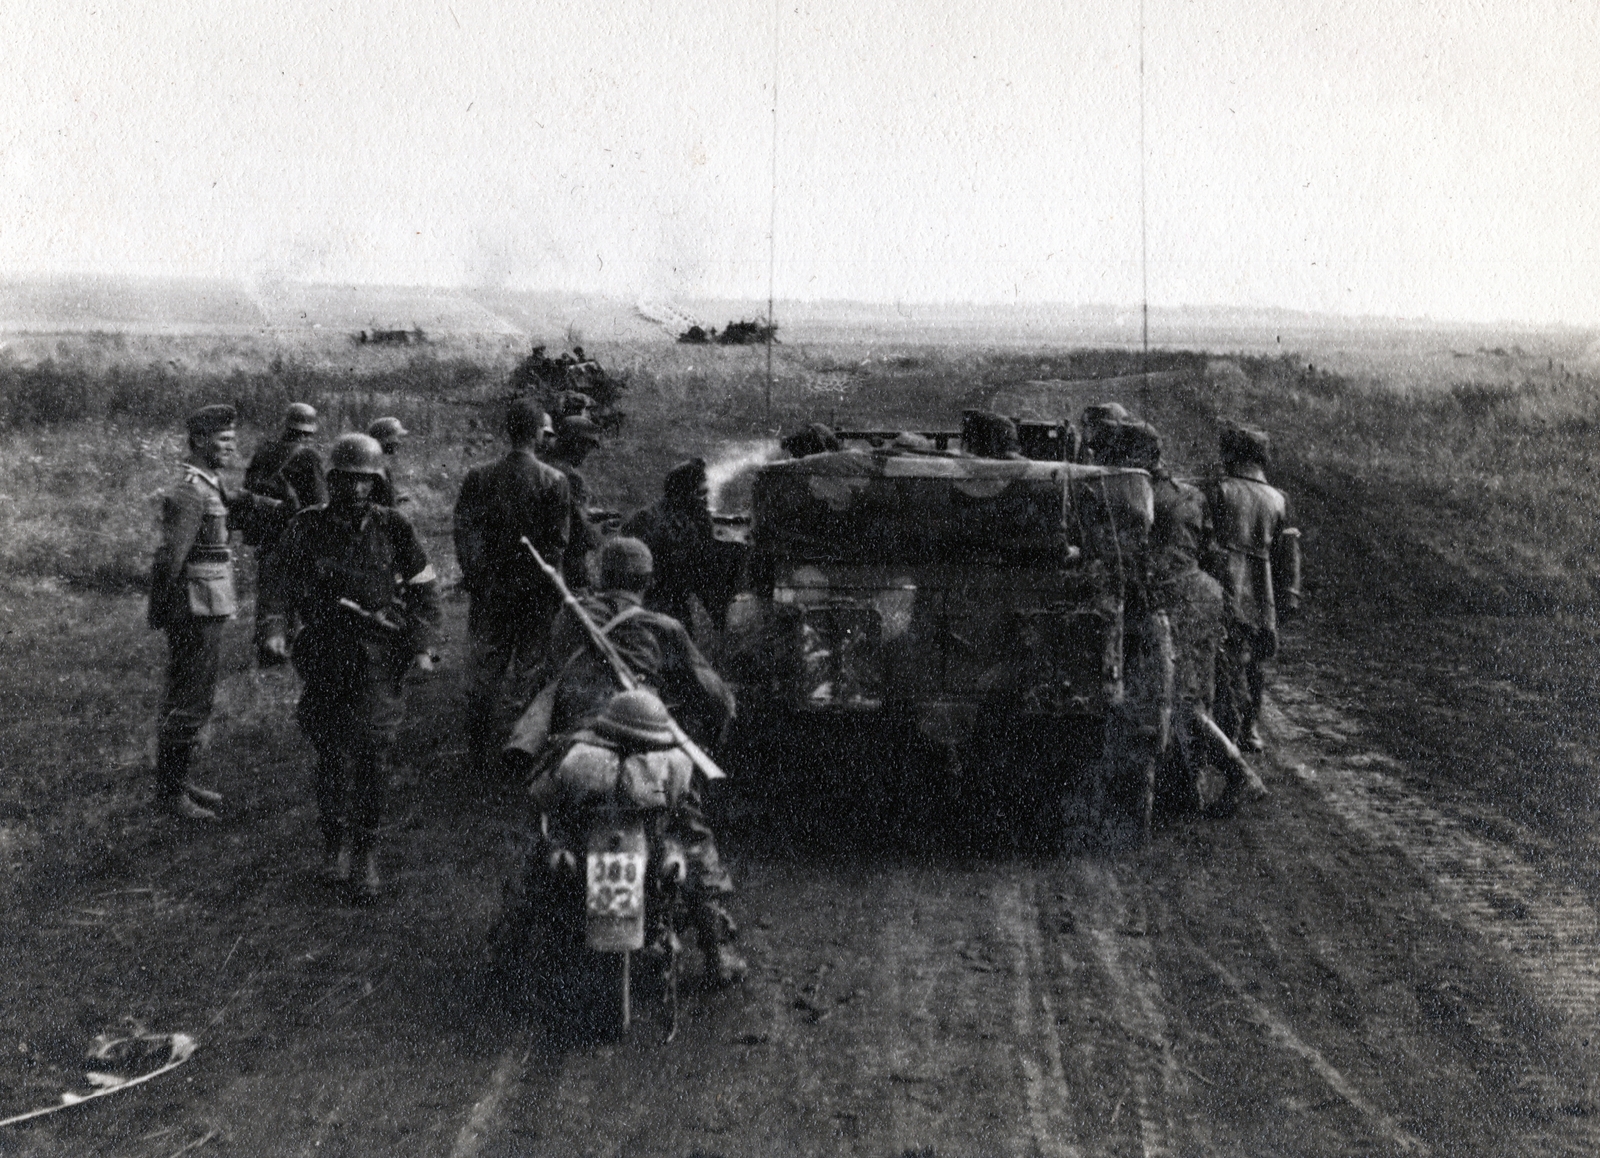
[551,602,649,681]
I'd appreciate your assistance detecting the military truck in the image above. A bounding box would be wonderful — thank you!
[722,416,1173,845]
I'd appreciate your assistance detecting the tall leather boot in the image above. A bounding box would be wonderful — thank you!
[348,829,381,903]
[692,899,746,988]
[157,738,217,822]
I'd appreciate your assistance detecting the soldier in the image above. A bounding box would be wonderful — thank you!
[366,416,408,508]
[960,409,1027,459]
[1079,402,1130,462]
[543,414,605,592]
[496,541,744,986]
[622,458,740,635]
[244,402,327,665]
[535,536,735,748]
[1112,421,1268,815]
[779,422,841,459]
[270,433,441,900]
[453,399,572,771]
[147,404,288,820]
[1206,422,1302,755]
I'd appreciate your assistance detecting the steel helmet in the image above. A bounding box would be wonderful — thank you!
[284,402,319,434]
[594,689,677,749]
[367,416,408,446]
[598,537,653,588]
[328,432,386,475]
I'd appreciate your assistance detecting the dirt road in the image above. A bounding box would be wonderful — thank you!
[5,592,1598,1157]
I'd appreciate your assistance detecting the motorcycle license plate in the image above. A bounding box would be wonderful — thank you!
[586,851,646,919]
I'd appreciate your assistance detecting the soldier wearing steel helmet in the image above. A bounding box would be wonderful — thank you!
[1079,401,1130,463]
[366,415,408,508]
[148,404,292,820]
[543,413,605,591]
[1205,421,1302,757]
[245,402,327,665]
[493,686,746,987]
[269,432,441,901]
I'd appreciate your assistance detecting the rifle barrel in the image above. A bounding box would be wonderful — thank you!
[519,537,726,780]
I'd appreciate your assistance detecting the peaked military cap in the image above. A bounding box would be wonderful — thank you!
[187,404,237,436]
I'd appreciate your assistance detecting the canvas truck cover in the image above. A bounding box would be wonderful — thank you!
[751,450,1154,565]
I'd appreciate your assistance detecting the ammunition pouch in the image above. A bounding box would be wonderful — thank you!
[182,549,237,618]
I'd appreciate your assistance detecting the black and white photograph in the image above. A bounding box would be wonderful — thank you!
[2,1,1599,1153]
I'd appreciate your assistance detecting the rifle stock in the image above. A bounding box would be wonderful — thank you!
[520,537,727,780]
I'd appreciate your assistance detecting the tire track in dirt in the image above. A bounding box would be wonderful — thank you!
[1267,685,1600,1036]
[1188,943,1433,1156]
[1266,680,1600,1149]
[1069,862,1192,1158]
[993,875,1082,1158]
[860,868,1081,1157]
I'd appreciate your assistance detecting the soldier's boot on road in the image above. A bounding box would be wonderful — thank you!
[693,901,746,988]
[184,780,224,806]
[348,831,381,903]
[157,739,218,822]
[320,820,350,884]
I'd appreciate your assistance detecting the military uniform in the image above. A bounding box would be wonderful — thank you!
[1205,448,1301,752]
[543,588,735,746]
[244,432,326,656]
[148,408,285,814]
[622,460,741,635]
[543,430,603,592]
[272,499,440,871]
[453,446,571,762]
[494,689,744,987]
[1150,468,1265,811]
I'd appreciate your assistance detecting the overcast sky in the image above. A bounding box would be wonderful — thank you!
[3,1,1597,323]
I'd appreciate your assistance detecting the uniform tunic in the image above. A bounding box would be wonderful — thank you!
[1205,464,1301,746]
[272,502,440,839]
[244,437,326,645]
[621,499,742,635]
[544,588,735,747]
[452,449,571,751]
[148,464,238,754]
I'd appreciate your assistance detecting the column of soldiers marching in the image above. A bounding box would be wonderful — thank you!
[146,391,1298,991]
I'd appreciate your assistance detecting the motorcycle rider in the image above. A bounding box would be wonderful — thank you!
[494,687,747,989]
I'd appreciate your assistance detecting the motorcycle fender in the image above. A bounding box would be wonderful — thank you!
[585,822,648,952]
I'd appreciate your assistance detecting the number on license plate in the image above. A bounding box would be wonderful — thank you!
[586,852,645,918]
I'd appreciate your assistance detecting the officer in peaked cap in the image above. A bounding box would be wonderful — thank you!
[147,404,289,820]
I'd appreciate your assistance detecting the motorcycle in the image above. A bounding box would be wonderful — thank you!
[539,805,687,1042]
